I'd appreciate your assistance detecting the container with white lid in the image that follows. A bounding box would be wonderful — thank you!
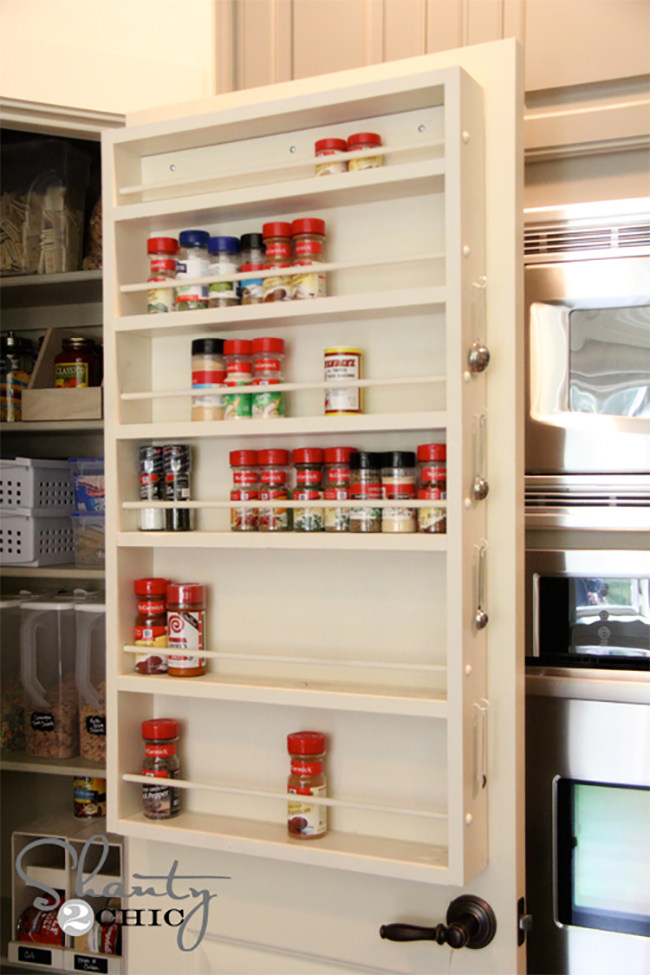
[75,602,106,762]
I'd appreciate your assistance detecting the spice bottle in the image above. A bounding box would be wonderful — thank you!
[175,230,210,310]
[349,451,382,533]
[315,137,347,176]
[381,451,417,533]
[417,443,447,495]
[142,718,180,819]
[293,447,324,532]
[347,132,383,170]
[134,578,168,674]
[138,446,165,531]
[239,233,265,267]
[54,337,97,388]
[230,449,259,532]
[418,488,446,534]
[191,337,225,422]
[324,347,362,415]
[324,446,356,532]
[166,584,206,677]
[258,449,291,532]
[287,731,327,839]
[208,236,240,307]
[163,444,193,532]
[147,237,178,313]
[292,218,326,300]
[223,339,253,420]
[252,336,285,419]
[240,264,265,304]
[262,222,293,302]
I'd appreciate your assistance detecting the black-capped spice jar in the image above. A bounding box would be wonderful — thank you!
[139,445,164,531]
[349,452,382,533]
[381,451,417,534]
[293,447,324,532]
[230,449,259,532]
[163,444,193,531]
[287,731,327,839]
[142,718,180,819]
[258,449,291,532]
[324,446,355,532]
[191,337,225,422]
[167,584,206,677]
[134,577,169,674]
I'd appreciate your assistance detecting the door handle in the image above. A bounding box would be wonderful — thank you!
[380,895,497,950]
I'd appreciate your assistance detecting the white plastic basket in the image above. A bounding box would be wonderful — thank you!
[0,513,74,566]
[0,458,74,514]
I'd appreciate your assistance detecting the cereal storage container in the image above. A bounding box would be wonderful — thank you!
[75,601,106,762]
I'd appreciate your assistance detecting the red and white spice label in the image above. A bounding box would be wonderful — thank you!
[167,609,205,668]
[287,783,327,837]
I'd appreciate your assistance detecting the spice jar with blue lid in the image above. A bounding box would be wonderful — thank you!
[175,230,210,310]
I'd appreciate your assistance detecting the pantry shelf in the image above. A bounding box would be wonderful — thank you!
[111,159,445,227]
[116,809,450,884]
[0,564,105,580]
[0,420,104,433]
[115,411,447,440]
[113,287,446,335]
[117,672,448,717]
[0,752,105,777]
[117,531,447,551]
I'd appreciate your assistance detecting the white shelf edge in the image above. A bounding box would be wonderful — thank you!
[117,673,448,717]
[111,159,445,224]
[115,411,447,441]
[0,752,105,776]
[113,287,446,335]
[115,810,450,884]
[116,531,447,551]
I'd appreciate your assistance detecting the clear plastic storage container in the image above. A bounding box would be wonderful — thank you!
[71,513,105,568]
[69,458,105,513]
[75,602,106,762]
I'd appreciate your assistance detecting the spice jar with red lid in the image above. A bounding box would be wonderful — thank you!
[324,446,356,532]
[223,339,253,420]
[167,584,206,677]
[230,449,259,532]
[417,443,446,495]
[252,336,285,418]
[134,577,169,674]
[262,222,293,302]
[258,448,291,532]
[418,488,446,534]
[292,218,326,300]
[147,237,178,314]
[142,718,180,819]
[347,132,383,170]
[315,137,347,176]
[287,731,327,839]
[293,447,324,532]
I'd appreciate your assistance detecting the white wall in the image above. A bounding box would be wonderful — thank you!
[0,0,217,115]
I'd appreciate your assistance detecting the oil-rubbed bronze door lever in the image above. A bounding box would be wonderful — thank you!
[380,895,497,950]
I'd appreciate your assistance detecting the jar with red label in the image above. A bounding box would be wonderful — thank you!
[252,336,284,418]
[293,447,324,532]
[417,443,447,496]
[262,221,293,302]
[230,449,258,531]
[382,450,416,533]
[134,577,169,674]
[167,584,206,677]
[292,218,326,300]
[347,132,383,170]
[54,337,98,388]
[223,339,252,420]
[147,237,178,313]
[191,337,225,421]
[258,448,291,532]
[324,446,356,532]
[314,137,347,176]
[349,451,382,532]
[287,731,327,839]
[142,718,180,819]
[418,488,446,534]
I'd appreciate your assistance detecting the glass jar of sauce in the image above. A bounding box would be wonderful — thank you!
[54,337,97,387]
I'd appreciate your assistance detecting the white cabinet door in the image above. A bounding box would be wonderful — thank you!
[103,39,524,975]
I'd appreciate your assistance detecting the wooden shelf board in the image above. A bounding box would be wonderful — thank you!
[0,565,105,580]
[116,809,449,883]
[1,421,104,433]
[0,752,105,777]
[112,160,445,227]
[0,271,102,309]
[116,411,446,441]
[117,672,448,717]
[117,531,447,552]
[114,287,446,336]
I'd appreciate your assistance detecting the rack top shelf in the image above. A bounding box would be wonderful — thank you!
[0,271,102,309]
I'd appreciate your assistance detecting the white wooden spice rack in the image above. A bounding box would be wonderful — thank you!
[103,63,493,886]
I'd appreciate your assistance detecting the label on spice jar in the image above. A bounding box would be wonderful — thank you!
[192,368,226,387]
[233,470,260,486]
[296,469,322,486]
[293,267,326,300]
[324,488,350,531]
[294,490,323,532]
[168,609,204,653]
[324,352,361,414]
[326,467,350,486]
[263,273,293,302]
[288,784,327,837]
[147,278,174,314]
[134,624,167,646]
[208,259,238,301]
[348,153,382,171]
[142,768,180,818]
[252,380,284,418]
[258,489,289,531]
[230,489,258,531]
[175,255,209,304]
[224,389,252,420]
[134,651,168,674]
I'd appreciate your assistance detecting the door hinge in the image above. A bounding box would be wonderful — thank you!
[517,896,533,946]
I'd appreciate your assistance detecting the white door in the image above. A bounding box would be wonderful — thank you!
[103,39,525,975]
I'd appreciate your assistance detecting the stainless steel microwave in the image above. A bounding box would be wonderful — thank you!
[525,200,650,476]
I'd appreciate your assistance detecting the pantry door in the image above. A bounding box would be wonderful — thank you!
[112,39,524,975]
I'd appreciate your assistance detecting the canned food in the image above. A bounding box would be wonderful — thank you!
[74,776,106,818]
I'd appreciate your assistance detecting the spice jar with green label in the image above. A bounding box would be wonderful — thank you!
[293,447,324,532]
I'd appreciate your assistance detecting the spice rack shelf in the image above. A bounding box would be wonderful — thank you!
[104,61,499,887]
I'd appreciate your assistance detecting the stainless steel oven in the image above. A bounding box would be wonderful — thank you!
[525,198,650,477]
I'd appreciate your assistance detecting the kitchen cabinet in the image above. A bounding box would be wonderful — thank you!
[103,40,524,975]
